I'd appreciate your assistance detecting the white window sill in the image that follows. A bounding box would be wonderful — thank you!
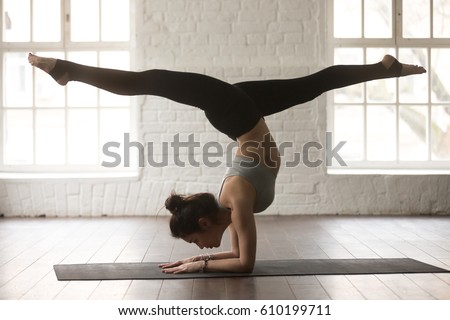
[0,171,141,182]
[327,168,450,175]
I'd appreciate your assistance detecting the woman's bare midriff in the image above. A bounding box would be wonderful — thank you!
[236,118,280,176]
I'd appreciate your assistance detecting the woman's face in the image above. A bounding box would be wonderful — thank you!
[181,212,231,249]
[182,230,221,249]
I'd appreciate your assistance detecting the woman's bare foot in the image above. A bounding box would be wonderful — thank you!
[28,53,70,85]
[28,53,56,72]
[381,54,427,76]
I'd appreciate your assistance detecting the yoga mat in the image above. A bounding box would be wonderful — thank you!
[54,258,449,281]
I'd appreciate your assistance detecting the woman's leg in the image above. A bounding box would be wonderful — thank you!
[28,53,261,139]
[29,53,233,101]
[234,55,426,116]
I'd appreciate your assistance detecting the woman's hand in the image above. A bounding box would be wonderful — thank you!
[158,255,200,269]
[161,260,205,274]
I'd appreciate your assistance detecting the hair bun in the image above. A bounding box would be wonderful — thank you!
[165,193,185,214]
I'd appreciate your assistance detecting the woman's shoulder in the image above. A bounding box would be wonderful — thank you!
[219,176,256,211]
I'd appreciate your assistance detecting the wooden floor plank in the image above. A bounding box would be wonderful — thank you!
[346,275,399,300]
[89,280,132,300]
[0,216,448,300]
[54,281,101,300]
[157,279,194,300]
[116,239,152,263]
[20,271,68,300]
[405,274,450,299]
[224,278,262,300]
[317,243,354,259]
[0,220,102,298]
[316,275,365,300]
[123,280,162,300]
[290,284,331,300]
[258,277,296,300]
[376,274,435,300]
[340,243,380,259]
[0,220,87,288]
[193,278,227,300]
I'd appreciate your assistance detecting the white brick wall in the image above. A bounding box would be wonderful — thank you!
[0,0,449,217]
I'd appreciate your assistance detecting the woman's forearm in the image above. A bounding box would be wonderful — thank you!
[208,250,239,260]
[204,257,254,273]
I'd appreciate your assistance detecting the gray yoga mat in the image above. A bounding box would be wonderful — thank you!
[53,258,449,281]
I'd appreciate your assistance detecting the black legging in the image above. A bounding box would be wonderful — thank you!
[50,59,402,140]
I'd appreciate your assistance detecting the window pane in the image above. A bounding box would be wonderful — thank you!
[431,49,450,103]
[366,48,396,103]
[399,106,428,161]
[364,0,392,38]
[403,0,430,38]
[99,51,130,107]
[431,106,450,160]
[399,48,429,103]
[68,110,98,164]
[3,0,30,42]
[334,48,364,103]
[35,51,65,107]
[4,110,33,164]
[100,108,130,144]
[71,0,99,42]
[67,52,98,107]
[367,106,396,161]
[334,0,362,38]
[100,109,130,165]
[4,52,33,107]
[101,0,130,41]
[36,109,65,165]
[32,0,61,42]
[334,105,364,161]
[433,0,450,38]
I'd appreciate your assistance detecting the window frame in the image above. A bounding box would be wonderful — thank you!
[0,0,139,177]
[327,0,450,173]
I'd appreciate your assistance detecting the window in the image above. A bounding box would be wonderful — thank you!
[1,0,135,176]
[329,0,450,172]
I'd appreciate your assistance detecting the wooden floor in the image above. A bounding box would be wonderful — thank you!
[0,215,450,300]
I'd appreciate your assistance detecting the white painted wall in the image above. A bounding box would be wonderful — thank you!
[0,0,449,217]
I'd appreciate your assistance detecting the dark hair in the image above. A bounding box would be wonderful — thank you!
[165,192,220,238]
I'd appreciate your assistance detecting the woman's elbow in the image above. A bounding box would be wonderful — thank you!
[239,261,255,273]
[241,266,254,273]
